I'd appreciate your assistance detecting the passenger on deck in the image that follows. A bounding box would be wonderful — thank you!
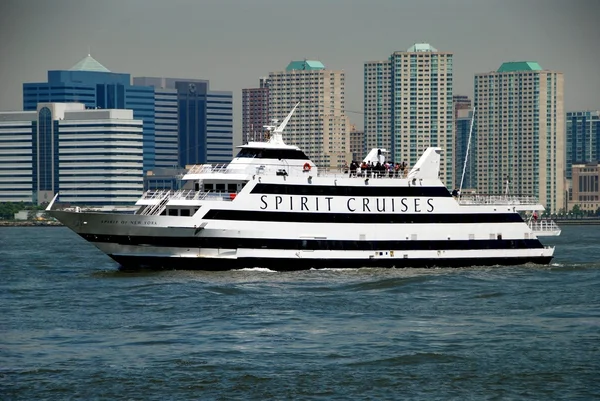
[359,161,368,177]
[349,161,358,177]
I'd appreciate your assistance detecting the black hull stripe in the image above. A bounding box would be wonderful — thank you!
[110,255,554,271]
[81,234,544,251]
[251,183,452,197]
[202,210,524,224]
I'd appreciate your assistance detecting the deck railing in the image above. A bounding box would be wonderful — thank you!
[458,194,539,206]
[140,189,236,203]
[185,163,408,179]
[528,219,561,235]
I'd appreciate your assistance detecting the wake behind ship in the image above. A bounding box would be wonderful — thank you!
[47,104,560,271]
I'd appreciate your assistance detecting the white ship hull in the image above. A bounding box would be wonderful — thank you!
[48,174,555,271]
[47,105,557,271]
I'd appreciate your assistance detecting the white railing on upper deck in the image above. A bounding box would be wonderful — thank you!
[187,164,230,175]
[457,194,539,206]
[528,219,561,236]
[185,163,409,179]
[140,189,236,203]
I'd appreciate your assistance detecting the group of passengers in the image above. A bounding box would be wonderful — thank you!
[345,161,408,178]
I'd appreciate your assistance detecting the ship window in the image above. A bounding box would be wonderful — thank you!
[216,183,225,191]
[180,209,190,217]
[168,209,178,216]
[235,148,310,160]
[227,183,237,192]
[204,183,214,191]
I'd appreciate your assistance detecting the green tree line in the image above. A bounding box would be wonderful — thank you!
[0,202,46,220]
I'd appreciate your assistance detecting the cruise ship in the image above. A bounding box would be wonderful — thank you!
[47,104,560,271]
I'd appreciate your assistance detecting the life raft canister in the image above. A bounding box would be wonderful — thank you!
[303,163,311,172]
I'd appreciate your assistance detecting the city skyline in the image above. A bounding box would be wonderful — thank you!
[1,0,599,145]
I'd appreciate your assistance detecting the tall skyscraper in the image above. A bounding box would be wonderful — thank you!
[267,60,350,168]
[454,109,475,190]
[566,111,600,179]
[23,55,155,171]
[364,43,454,187]
[474,61,565,213]
[132,77,233,168]
[242,77,269,144]
[453,95,473,188]
[0,103,143,205]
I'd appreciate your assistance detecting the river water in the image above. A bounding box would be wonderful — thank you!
[1,225,599,400]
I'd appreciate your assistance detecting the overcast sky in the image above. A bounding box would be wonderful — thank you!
[1,0,598,140]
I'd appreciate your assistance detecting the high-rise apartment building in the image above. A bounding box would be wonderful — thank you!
[132,77,233,168]
[474,61,565,213]
[0,103,143,205]
[364,44,454,187]
[363,60,392,153]
[242,77,269,144]
[566,111,600,180]
[23,55,155,171]
[268,60,350,168]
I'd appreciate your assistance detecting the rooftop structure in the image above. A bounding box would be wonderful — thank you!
[285,60,325,71]
[496,61,543,73]
[69,54,111,72]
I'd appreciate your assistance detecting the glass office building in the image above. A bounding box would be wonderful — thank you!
[566,111,600,180]
[133,77,233,168]
[22,55,155,171]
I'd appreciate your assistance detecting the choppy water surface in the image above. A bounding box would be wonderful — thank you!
[1,226,599,400]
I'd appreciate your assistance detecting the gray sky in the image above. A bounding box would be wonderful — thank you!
[1,0,598,141]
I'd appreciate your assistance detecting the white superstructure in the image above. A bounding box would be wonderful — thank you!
[47,104,560,271]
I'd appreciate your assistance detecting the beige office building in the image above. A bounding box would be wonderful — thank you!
[268,60,350,168]
[364,43,454,187]
[569,162,600,213]
[348,123,365,162]
[474,62,565,213]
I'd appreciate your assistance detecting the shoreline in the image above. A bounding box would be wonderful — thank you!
[552,219,600,225]
[0,221,64,227]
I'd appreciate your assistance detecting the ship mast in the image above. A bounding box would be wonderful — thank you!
[459,106,476,198]
[265,101,300,145]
